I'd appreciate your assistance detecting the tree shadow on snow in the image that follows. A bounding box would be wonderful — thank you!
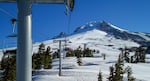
[83,63,99,66]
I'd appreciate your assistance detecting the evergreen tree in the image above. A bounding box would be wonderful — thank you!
[108,66,115,81]
[32,45,53,69]
[96,50,100,54]
[93,49,96,53]
[44,46,52,69]
[98,70,103,81]
[0,55,8,70]
[119,48,124,56]
[131,56,134,63]
[124,49,130,63]
[84,48,93,57]
[102,53,106,60]
[125,66,135,81]
[75,46,82,58]
[114,54,124,81]
[134,47,146,63]
[2,56,16,81]
[134,48,140,63]
[32,53,38,69]
[38,43,46,69]
[138,47,146,63]
[52,51,59,59]
[66,50,75,57]
[39,43,45,54]
[77,57,82,66]
[120,47,130,63]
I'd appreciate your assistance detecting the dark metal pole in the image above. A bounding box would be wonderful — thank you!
[17,0,32,81]
[83,43,86,57]
[59,40,62,76]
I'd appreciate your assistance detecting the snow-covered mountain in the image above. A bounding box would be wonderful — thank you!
[32,21,150,81]
[24,20,150,54]
[73,21,150,46]
[1,21,150,81]
[1,21,143,57]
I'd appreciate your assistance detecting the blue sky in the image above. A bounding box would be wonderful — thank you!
[0,0,150,48]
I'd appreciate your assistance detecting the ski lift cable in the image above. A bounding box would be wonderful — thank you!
[67,12,72,35]
[64,0,74,50]
[0,8,17,34]
[64,8,72,47]
[63,0,74,35]
[0,8,16,18]
[64,0,74,35]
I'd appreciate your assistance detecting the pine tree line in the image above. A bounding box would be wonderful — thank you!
[108,54,124,81]
[66,46,94,58]
[0,56,16,81]
[120,46,147,63]
[66,46,95,66]
[0,43,53,81]
[107,54,135,81]
[32,43,52,69]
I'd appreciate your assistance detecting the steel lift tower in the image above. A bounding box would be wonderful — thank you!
[0,0,74,81]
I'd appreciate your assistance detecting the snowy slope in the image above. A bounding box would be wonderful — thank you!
[68,29,139,49]
[131,32,150,41]
[32,28,150,81]
[33,55,150,81]
[1,21,150,81]
[0,50,3,61]
[32,28,139,53]
[73,21,150,46]
[53,21,150,47]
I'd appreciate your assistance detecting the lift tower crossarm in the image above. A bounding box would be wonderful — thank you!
[0,0,15,3]
[0,0,64,4]
[33,0,64,4]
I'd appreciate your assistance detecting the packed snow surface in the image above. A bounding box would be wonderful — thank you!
[1,28,150,81]
[33,55,150,81]
[31,29,150,81]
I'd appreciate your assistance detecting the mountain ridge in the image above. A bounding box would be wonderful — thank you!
[71,21,150,46]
